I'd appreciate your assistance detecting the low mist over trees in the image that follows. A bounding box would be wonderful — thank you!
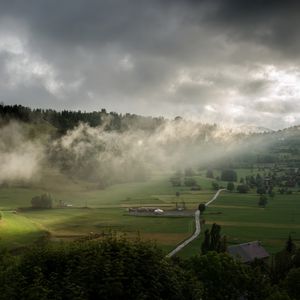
[221,169,237,182]
[206,169,214,178]
[1,104,300,190]
[0,104,224,189]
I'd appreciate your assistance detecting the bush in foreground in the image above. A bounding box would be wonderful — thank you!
[0,237,202,300]
[0,236,299,300]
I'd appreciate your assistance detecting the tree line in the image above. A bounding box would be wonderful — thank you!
[0,104,165,134]
[0,235,299,300]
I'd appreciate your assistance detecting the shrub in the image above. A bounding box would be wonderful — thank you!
[31,194,53,209]
[237,184,249,193]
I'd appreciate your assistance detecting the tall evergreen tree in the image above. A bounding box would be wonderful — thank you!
[285,235,296,254]
[201,229,211,254]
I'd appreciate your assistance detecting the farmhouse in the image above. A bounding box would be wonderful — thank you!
[228,241,269,263]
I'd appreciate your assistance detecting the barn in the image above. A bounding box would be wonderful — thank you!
[228,241,269,263]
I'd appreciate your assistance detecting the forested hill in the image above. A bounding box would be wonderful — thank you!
[0,103,300,186]
[0,104,166,134]
[1,104,299,138]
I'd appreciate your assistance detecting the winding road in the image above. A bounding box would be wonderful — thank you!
[166,189,227,258]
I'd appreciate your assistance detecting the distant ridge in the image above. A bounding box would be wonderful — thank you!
[238,125,274,133]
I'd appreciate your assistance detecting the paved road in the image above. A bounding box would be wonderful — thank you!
[166,189,227,258]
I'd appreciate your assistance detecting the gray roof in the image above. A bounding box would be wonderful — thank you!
[228,241,269,263]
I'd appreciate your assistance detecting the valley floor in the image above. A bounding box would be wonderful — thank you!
[0,169,299,257]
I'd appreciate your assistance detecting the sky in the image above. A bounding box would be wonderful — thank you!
[0,0,300,130]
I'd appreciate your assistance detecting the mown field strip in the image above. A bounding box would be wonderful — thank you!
[209,204,255,209]
[205,220,300,229]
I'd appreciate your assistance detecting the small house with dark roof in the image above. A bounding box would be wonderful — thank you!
[228,241,269,263]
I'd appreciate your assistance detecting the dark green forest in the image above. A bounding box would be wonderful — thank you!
[0,103,166,134]
[0,236,299,300]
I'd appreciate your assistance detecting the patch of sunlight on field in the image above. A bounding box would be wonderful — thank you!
[21,208,195,248]
[1,168,299,256]
[0,211,46,248]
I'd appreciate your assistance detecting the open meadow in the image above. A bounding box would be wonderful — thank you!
[0,168,299,257]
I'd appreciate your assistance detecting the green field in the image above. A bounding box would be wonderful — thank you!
[0,168,300,257]
[0,211,47,249]
[0,171,210,252]
[199,192,300,253]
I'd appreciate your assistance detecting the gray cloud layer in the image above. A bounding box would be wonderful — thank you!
[0,0,300,129]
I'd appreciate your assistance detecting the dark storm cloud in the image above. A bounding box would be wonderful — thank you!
[240,79,273,96]
[202,0,300,58]
[0,0,299,128]
[0,0,176,51]
[1,0,300,58]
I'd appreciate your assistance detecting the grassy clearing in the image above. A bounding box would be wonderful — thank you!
[1,169,299,258]
[0,211,46,248]
[0,171,209,250]
[21,208,194,248]
[179,192,300,257]
[0,170,214,210]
